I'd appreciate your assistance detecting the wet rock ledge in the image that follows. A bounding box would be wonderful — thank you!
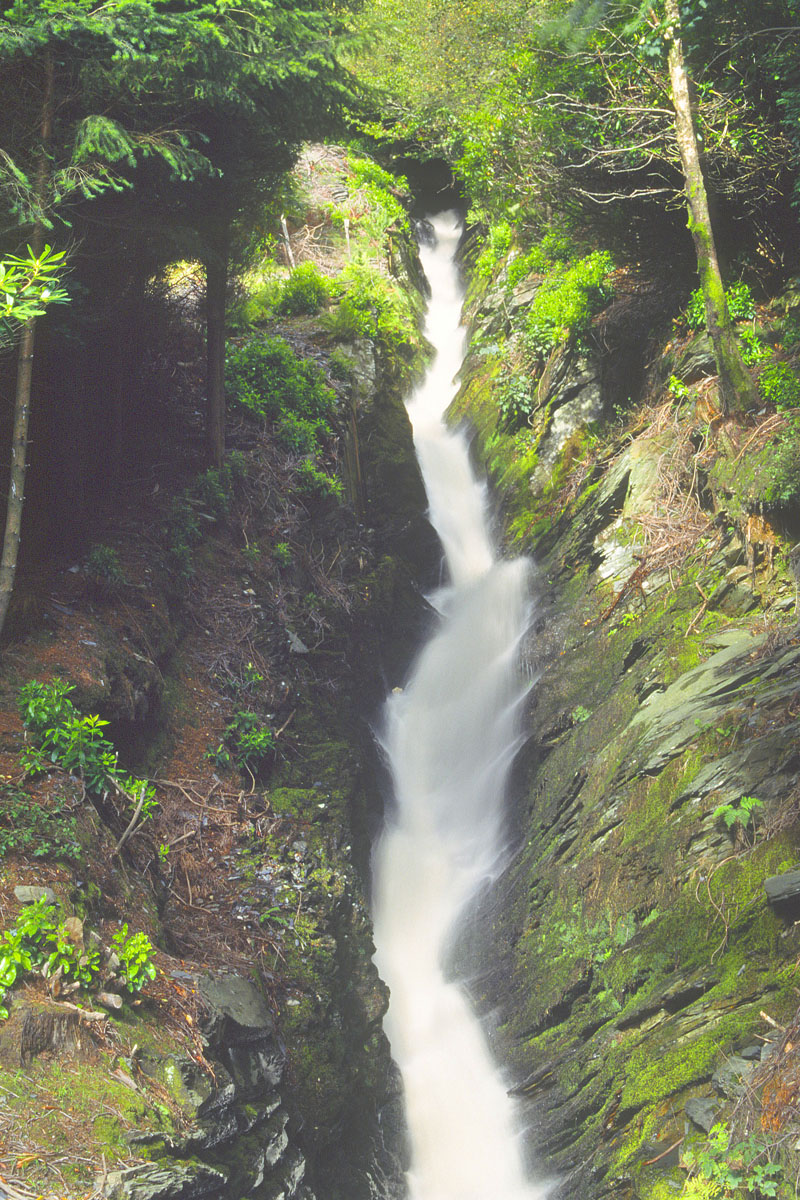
[450,250,800,1199]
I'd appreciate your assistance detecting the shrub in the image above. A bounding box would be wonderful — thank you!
[326,260,418,353]
[764,422,800,507]
[86,544,125,596]
[759,361,800,410]
[196,466,232,517]
[668,374,691,403]
[682,1122,781,1197]
[475,221,513,280]
[294,457,343,500]
[111,925,157,993]
[497,371,534,428]
[0,900,157,1018]
[238,276,283,325]
[275,412,326,455]
[686,280,755,330]
[783,314,800,348]
[226,334,336,423]
[0,782,82,862]
[326,153,410,249]
[208,709,276,774]
[17,679,157,819]
[738,327,771,365]
[322,293,374,341]
[524,251,614,360]
[276,262,330,316]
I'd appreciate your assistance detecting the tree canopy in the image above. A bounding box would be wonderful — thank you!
[355,0,800,272]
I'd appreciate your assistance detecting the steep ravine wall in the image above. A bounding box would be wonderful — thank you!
[0,186,436,1200]
[449,253,800,1199]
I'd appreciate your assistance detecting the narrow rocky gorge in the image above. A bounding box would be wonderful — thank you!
[1,139,800,1200]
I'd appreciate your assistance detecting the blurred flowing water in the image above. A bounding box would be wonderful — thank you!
[372,212,543,1200]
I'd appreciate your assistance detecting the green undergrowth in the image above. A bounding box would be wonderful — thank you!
[163,451,248,580]
[18,677,157,820]
[0,1047,180,1192]
[325,151,411,250]
[0,780,82,863]
[324,258,422,363]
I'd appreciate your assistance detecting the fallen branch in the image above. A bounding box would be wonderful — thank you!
[643,1136,684,1166]
[113,782,147,856]
[686,581,711,637]
[156,779,234,816]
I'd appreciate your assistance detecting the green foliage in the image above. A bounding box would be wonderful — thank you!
[524,252,614,360]
[110,925,157,993]
[0,897,54,1018]
[276,412,327,455]
[326,152,410,250]
[0,245,69,349]
[0,899,157,1018]
[294,457,343,500]
[475,221,513,279]
[0,781,82,863]
[505,227,574,288]
[715,410,800,510]
[0,0,354,232]
[239,276,284,324]
[43,923,101,989]
[225,337,341,496]
[322,293,374,340]
[758,361,800,410]
[713,794,763,832]
[738,327,771,365]
[782,314,800,348]
[276,262,330,316]
[325,260,418,355]
[162,454,246,577]
[226,334,336,424]
[682,1122,781,1197]
[686,282,755,331]
[86,543,125,595]
[17,679,157,821]
[216,659,265,697]
[668,374,691,402]
[195,456,246,517]
[208,709,276,774]
[272,541,292,566]
[572,705,591,723]
[328,347,355,382]
[497,371,534,428]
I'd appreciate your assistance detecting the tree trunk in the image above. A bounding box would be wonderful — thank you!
[205,220,230,469]
[0,52,54,638]
[663,0,758,414]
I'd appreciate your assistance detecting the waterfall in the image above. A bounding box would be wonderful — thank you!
[371,212,542,1200]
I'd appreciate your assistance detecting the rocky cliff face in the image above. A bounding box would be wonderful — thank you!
[449,250,800,1198]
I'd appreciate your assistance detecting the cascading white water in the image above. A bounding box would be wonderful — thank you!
[371,212,542,1200]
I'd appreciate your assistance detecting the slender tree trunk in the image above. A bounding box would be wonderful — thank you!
[664,0,757,414]
[205,219,230,469]
[0,52,54,637]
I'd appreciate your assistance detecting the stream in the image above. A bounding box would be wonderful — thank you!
[371,212,543,1200]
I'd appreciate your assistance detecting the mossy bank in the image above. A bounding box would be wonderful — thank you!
[450,236,800,1199]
